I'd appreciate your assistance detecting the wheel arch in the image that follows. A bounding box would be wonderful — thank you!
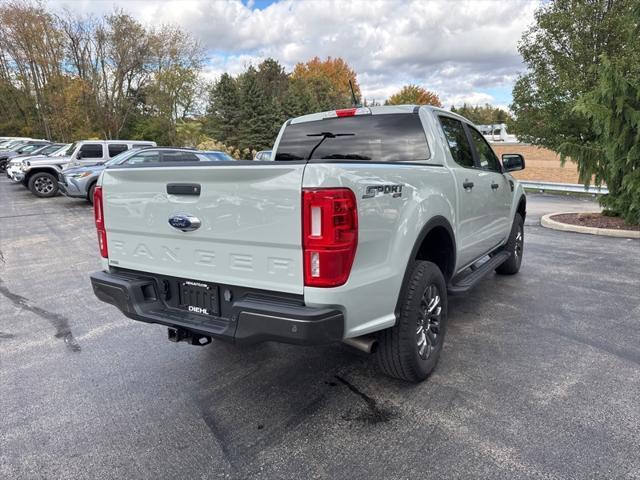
[516,194,526,220]
[25,167,60,182]
[394,215,456,318]
[86,178,98,200]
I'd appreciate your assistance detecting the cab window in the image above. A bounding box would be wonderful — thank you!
[79,143,103,158]
[161,151,200,162]
[125,151,161,164]
[468,128,501,172]
[108,144,128,157]
[439,117,474,168]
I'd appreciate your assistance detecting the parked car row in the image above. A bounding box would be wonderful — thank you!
[3,137,235,202]
[0,137,54,172]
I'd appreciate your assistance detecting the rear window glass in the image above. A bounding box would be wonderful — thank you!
[108,144,128,157]
[80,143,103,158]
[201,152,234,161]
[274,113,430,162]
[161,151,200,162]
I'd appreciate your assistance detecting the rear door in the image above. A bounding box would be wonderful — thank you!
[466,126,512,247]
[438,116,488,267]
[101,163,306,294]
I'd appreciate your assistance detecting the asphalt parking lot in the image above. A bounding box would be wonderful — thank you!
[1,177,639,480]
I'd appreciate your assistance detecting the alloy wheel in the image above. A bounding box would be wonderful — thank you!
[416,283,442,360]
[514,226,523,261]
[34,176,54,194]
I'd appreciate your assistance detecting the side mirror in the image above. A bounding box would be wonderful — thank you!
[76,150,83,160]
[502,154,525,172]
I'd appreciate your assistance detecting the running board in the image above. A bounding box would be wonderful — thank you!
[447,251,511,295]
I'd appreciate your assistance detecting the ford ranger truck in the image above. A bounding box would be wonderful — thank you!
[90,105,526,382]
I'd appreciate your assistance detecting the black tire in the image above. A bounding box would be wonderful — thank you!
[88,182,96,205]
[375,261,448,382]
[28,172,59,198]
[496,213,524,275]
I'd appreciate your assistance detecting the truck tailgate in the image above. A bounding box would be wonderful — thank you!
[100,164,304,294]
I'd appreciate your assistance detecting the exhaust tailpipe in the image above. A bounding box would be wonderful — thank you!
[343,336,377,354]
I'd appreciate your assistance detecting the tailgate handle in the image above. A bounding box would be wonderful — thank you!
[167,183,201,196]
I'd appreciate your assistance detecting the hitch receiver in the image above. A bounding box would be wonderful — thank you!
[167,327,212,346]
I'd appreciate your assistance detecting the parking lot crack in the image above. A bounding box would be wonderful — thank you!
[542,325,640,367]
[0,279,80,352]
[335,375,398,424]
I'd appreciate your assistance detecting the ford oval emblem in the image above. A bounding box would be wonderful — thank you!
[168,213,201,232]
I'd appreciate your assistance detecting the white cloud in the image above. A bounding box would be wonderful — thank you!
[49,0,539,106]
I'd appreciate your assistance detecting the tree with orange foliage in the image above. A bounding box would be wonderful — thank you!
[291,57,361,110]
[385,85,442,107]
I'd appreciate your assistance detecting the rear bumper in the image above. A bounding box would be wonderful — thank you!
[90,270,344,345]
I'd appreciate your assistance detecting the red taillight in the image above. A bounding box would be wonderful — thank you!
[302,188,358,287]
[93,186,108,258]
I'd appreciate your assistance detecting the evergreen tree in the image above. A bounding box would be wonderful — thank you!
[510,0,630,151]
[256,58,289,104]
[511,0,638,221]
[204,73,241,146]
[282,77,321,119]
[568,4,640,223]
[237,66,274,151]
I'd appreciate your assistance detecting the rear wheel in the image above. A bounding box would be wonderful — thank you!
[495,213,524,275]
[28,172,59,198]
[88,183,96,205]
[375,261,448,382]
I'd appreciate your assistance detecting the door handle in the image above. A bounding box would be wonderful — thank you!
[463,180,474,190]
[491,182,499,190]
[167,183,201,196]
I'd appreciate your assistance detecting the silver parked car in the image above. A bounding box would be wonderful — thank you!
[60,148,234,204]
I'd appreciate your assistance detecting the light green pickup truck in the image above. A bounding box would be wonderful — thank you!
[90,105,526,382]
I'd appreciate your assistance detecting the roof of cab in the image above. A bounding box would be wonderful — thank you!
[289,104,474,125]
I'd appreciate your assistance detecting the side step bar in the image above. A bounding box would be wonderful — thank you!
[447,251,511,295]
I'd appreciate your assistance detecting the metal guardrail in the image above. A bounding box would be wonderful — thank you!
[521,180,609,195]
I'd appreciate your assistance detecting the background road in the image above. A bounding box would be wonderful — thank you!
[1,178,639,479]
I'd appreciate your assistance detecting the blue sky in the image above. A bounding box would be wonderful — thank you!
[51,0,540,110]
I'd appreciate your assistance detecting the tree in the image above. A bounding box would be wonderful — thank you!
[510,0,630,150]
[385,85,442,107]
[204,73,241,146]
[567,5,640,223]
[511,0,638,221]
[291,57,360,109]
[282,76,321,119]
[255,58,289,104]
[237,66,275,152]
[0,1,66,139]
[451,103,513,125]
